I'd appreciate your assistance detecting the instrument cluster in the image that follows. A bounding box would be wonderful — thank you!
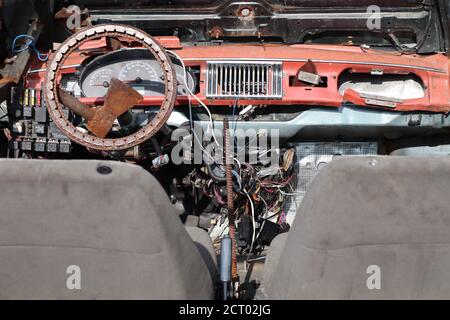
[80,48,196,98]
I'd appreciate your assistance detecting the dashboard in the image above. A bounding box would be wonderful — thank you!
[23,41,450,113]
[80,48,196,98]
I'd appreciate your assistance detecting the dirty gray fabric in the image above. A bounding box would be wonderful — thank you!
[0,159,214,299]
[261,233,287,297]
[185,226,217,283]
[266,156,450,299]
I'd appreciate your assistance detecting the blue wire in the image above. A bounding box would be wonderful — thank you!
[231,170,242,191]
[12,34,48,62]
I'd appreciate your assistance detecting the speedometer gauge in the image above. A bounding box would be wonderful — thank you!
[118,61,160,95]
[118,61,158,82]
[81,68,113,97]
[79,48,196,98]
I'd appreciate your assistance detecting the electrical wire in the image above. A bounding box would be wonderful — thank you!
[168,50,243,173]
[12,35,48,62]
[232,170,242,191]
[166,50,219,147]
[244,188,256,261]
[168,49,296,257]
[166,49,228,167]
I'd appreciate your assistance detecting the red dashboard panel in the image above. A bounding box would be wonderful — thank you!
[25,39,450,113]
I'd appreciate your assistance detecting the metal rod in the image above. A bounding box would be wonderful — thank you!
[223,118,238,283]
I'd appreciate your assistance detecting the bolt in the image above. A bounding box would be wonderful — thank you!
[240,8,251,17]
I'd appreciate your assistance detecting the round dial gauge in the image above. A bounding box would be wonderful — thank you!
[118,61,159,93]
[79,49,196,98]
[81,68,113,97]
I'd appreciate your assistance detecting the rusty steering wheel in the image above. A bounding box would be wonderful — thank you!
[44,24,177,151]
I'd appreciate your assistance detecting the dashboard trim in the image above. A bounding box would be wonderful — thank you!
[181,57,445,74]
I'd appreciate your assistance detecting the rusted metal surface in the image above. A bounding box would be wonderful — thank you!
[0,20,42,87]
[88,78,143,138]
[58,78,143,138]
[107,37,126,51]
[86,0,444,54]
[55,6,91,32]
[58,88,96,120]
[224,118,238,282]
[55,6,89,19]
[44,24,177,151]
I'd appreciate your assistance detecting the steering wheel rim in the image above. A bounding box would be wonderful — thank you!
[44,24,177,151]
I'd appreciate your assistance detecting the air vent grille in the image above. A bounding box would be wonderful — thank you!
[206,61,283,99]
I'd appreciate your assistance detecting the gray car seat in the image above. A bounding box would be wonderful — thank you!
[263,156,450,299]
[0,159,215,299]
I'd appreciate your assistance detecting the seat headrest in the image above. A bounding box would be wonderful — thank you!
[292,156,450,250]
[0,159,173,253]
